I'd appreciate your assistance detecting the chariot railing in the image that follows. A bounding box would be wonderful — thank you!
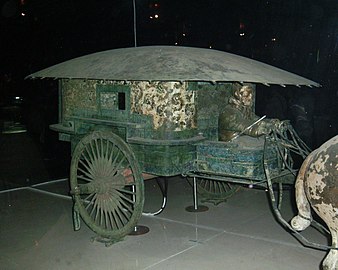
[263,122,336,251]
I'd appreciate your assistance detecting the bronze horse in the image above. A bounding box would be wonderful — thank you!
[291,135,338,270]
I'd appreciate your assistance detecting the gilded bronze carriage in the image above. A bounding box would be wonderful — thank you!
[27,46,319,243]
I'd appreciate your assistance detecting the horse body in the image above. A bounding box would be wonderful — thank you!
[291,135,338,270]
[291,136,338,270]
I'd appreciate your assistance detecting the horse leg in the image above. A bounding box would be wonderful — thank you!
[322,229,338,270]
[291,154,313,231]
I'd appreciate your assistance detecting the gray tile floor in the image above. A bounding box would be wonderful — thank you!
[0,133,329,270]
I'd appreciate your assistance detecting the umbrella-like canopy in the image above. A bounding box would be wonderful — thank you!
[26,46,320,87]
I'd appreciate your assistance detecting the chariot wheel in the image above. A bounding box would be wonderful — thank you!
[70,131,144,241]
[197,179,240,205]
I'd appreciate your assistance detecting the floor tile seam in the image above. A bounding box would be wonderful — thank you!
[143,210,272,234]
[144,215,225,233]
[195,229,325,256]
[0,178,69,194]
[141,231,226,270]
[191,230,227,244]
[218,229,324,252]
[0,186,72,201]
[190,225,311,251]
[145,215,322,252]
[141,244,199,270]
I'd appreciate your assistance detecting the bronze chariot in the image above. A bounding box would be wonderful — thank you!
[27,46,319,245]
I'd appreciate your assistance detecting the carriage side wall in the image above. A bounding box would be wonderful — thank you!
[58,79,256,176]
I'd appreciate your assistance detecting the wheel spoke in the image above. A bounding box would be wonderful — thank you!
[70,131,144,239]
[105,194,117,230]
[207,179,212,192]
[216,181,222,193]
[117,196,133,214]
[107,206,115,229]
[89,140,98,161]
[107,143,115,163]
[78,166,93,181]
[212,181,216,193]
[79,159,94,176]
[103,201,111,229]
[197,178,239,203]
[78,174,93,182]
[114,191,131,214]
[103,155,114,177]
[113,205,124,228]
[94,138,100,158]
[104,139,110,160]
[115,204,129,225]
[115,187,136,196]
[99,199,104,227]
[100,138,104,159]
[81,152,95,174]
[111,156,127,176]
[94,198,100,221]
[84,144,95,163]
[89,196,98,218]
[100,156,109,178]
[107,190,127,228]
[84,193,96,209]
[116,191,135,205]
[109,149,121,174]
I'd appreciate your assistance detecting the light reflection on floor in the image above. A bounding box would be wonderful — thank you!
[0,133,328,270]
[0,176,328,270]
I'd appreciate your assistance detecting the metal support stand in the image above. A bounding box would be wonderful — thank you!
[142,177,169,216]
[128,225,150,236]
[186,177,208,212]
[131,177,170,234]
[128,184,150,236]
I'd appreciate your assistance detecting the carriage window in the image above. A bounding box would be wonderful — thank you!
[97,86,129,114]
[118,92,126,110]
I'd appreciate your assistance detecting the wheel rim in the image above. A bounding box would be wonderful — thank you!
[197,179,239,201]
[70,131,144,239]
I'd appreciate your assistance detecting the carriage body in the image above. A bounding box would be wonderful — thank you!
[51,78,280,182]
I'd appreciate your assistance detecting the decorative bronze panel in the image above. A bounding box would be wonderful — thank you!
[62,79,98,118]
[130,81,196,131]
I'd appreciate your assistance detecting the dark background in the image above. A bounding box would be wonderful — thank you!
[1,0,337,155]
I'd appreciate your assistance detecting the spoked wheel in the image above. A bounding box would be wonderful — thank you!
[70,131,144,241]
[197,179,240,205]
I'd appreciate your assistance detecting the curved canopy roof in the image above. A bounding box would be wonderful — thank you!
[27,46,320,87]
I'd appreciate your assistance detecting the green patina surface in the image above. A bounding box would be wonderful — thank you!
[131,144,196,176]
[196,139,280,180]
[193,82,235,140]
[58,78,279,178]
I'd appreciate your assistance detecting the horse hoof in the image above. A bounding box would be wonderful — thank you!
[290,215,311,231]
[322,250,338,270]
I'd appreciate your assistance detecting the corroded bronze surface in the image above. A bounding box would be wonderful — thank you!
[27,46,320,87]
[61,79,196,131]
[218,84,279,141]
[130,81,195,131]
[29,46,319,247]
[62,79,97,117]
